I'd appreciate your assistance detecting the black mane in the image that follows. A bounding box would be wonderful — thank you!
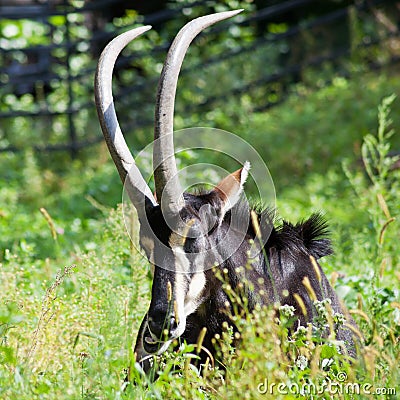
[267,212,333,260]
[226,198,333,261]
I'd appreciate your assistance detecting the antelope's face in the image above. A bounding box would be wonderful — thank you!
[139,165,249,354]
[94,9,244,358]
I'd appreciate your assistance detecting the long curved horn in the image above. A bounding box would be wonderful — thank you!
[153,9,243,213]
[95,27,157,217]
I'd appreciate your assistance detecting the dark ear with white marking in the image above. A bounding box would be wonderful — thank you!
[211,161,250,219]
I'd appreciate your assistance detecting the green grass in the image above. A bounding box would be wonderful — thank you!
[0,74,399,399]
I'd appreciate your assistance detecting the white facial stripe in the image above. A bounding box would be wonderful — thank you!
[184,272,206,316]
[173,270,188,338]
[168,238,207,338]
[171,245,190,273]
[168,236,190,337]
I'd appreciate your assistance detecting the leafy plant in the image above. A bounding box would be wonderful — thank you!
[0,66,399,398]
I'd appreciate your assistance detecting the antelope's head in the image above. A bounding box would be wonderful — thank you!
[95,10,245,355]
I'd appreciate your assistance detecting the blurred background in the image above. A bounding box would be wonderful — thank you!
[1,1,399,153]
[1,0,399,257]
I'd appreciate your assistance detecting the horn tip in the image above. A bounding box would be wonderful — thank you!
[230,9,244,15]
[125,25,152,37]
[212,9,243,20]
[135,25,152,34]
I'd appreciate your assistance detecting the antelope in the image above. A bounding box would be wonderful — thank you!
[95,10,358,377]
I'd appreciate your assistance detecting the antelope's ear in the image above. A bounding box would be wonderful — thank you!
[212,161,250,216]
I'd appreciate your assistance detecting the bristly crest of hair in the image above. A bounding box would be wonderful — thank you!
[295,212,332,258]
[268,212,333,260]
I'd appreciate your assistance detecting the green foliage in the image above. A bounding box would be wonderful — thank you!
[343,94,399,276]
[1,3,399,397]
[0,19,50,48]
[1,73,399,398]
[0,148,123,261]
[2,0,397,162]
[0,205,150,399]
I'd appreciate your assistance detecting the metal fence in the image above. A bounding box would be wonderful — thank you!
[0,0,399,157]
